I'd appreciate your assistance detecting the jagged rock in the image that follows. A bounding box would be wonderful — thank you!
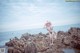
[58,31,65,36]
[5,27,80,53]
[5,42,13,47]
[13,49,21,53]
[24,42,37,53]
[69,28,80,49]
[68,27,78,34]
[21,33,31,40]
[62,36,71,46]
[8,47,14,53]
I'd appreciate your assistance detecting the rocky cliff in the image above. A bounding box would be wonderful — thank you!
[5,27,80,53]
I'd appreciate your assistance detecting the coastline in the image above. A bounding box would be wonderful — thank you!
[5,27,80,53]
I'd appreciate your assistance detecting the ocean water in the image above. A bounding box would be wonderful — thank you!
[63,49,75,53]
[0,24,80,46]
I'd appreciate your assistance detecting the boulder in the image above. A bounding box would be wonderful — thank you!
[24,42,37,53]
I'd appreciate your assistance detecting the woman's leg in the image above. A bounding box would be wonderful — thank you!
[49,31,54,45]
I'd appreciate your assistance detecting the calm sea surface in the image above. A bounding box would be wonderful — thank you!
[0,24,80,46]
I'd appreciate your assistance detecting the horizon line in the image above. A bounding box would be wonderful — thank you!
[0,23,80,33]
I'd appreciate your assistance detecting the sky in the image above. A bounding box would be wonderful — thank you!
[0,0,80,32]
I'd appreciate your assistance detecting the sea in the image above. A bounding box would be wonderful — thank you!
[0,24,80,53]
[0,24,80,46]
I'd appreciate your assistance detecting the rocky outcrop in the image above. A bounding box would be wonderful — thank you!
[5,27,80,53]
[67,27,80,49]
[24,42,37,53]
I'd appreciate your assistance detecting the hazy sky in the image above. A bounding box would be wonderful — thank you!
[0,0,80,32]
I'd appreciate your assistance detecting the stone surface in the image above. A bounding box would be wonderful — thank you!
[24,42,37,53]
[5,27,80,53]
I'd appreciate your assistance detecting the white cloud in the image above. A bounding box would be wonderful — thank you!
[0,1,80,32]
[37,0,43,2]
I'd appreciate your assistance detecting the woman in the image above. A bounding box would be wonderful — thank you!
[44,21,57,45]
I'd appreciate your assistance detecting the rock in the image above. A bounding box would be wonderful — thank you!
[58,31,65,36]
[63,36,71,46]
[24,42,37,53]
[5,27,80,53]
[21,33,32,40]
[13,49,21,53]
[8,47,14,53]
[68,27,80,49]
[68,27,77,33]
[5,42,13,47]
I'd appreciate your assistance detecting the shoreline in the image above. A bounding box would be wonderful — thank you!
[4,27,80,53]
